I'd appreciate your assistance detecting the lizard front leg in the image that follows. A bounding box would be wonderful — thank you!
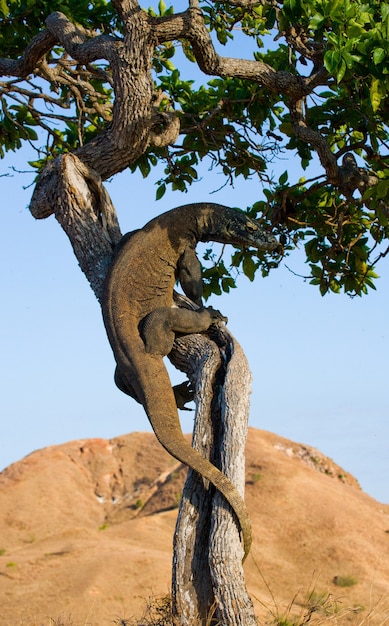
[139,306,227,356]
[177,247,203,306]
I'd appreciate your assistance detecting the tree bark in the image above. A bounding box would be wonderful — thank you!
[170,325,256,625]
[30,153,122,299]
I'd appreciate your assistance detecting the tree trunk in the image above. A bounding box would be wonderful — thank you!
[29,154,256,624]
[30,153,122,299]
[170,325,256,625]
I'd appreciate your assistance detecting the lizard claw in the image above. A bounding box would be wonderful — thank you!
[205,306,228,325]
[173,381,195,411]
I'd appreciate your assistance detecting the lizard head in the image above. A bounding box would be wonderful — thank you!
[200,205,280,252]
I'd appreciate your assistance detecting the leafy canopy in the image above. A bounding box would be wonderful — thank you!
[1,0,389,297]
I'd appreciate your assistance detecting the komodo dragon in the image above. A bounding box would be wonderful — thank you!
[101,202,278,561]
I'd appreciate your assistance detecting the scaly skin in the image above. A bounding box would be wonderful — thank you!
[101,203,278,561]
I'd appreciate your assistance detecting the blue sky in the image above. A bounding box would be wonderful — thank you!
[1,2,388,503]
[1,151,389,504]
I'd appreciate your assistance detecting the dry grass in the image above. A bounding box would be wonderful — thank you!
[118,595,220,626]
[259,588,389,626]
[115,591,389,626]
[1,592,389,626]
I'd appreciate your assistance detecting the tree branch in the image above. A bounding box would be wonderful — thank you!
[111,0,142,25]
[0,30,57,77]
[45,12,116,64]
[152,8,326,99]
[289,98,339,183]
[0,14,116,79]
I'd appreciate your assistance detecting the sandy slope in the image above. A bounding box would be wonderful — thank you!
[0,428,388,625]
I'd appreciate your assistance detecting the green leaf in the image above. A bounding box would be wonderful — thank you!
[305,239,322,263]
[0,0,8,17]
[279,170,288,185]
[309,13,325,30]
[370,77,384,112]
[155,183,166,200]
[309,264,322,278]
[376,178,389,199]
[382,2,389,22]
[347,18,365,37]
[324,50,341,75]
[242,254,257,281]
[283,0,302,20]
[264,6,277,28]
[221,276,236,293]
[336,59,347,83]
[182,43,195,63]
[329,279,341,294]
[373,47,386,65]
[162,59,176,71]
[319,282,329,296]
[207,78,224,88]
[342,51,362,69]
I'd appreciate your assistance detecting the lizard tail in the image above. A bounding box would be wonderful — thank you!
[145,402,252,562]
[113,346,252,561]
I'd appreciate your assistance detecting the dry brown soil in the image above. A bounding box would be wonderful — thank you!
[0,428,388,625]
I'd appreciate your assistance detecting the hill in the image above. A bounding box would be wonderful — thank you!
[0,428,388,624]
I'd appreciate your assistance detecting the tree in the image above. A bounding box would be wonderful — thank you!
[1,0,389,296]
[1,0,388,622]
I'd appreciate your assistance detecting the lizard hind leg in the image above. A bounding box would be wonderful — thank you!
[114,365,142,403]
[173,380,194,411]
